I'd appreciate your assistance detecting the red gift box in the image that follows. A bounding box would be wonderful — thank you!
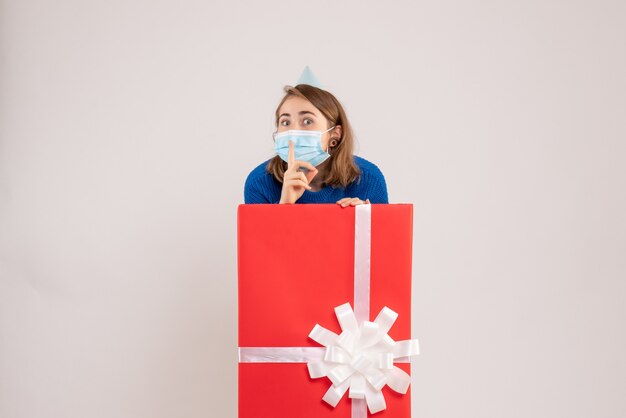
[238,204,417,418]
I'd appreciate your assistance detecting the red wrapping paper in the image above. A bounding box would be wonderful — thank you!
[238,204,414,418]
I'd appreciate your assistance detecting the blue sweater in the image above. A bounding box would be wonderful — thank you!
[244,156,389,204]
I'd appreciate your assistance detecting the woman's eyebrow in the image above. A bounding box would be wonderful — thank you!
[279,111,317,118]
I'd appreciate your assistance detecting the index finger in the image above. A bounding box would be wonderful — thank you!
[288,140,295,168]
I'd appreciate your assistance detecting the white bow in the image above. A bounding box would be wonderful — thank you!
[307,302,420,414]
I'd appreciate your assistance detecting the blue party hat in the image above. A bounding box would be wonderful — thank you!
[296,66,324,89]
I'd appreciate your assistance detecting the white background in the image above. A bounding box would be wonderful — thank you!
[1,1,625,417]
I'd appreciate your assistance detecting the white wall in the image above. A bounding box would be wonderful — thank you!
[1,1,625,417]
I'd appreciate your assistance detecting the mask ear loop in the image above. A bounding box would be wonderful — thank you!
[326,125,337,154]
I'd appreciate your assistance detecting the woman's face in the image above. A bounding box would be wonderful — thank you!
[276,95,341,152]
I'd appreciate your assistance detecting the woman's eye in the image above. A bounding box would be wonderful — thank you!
[280,120,289,126]
[303,118,313,125]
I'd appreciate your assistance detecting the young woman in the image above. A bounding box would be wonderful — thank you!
[244,82,388,206]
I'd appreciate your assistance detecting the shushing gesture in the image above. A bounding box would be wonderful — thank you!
[279,140,318,204]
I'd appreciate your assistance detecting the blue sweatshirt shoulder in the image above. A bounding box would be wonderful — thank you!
[244,158,278,204]
[351,155,388,203]
[353,155,385,182]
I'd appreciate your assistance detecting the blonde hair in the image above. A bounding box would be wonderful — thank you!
[266,84,360,188]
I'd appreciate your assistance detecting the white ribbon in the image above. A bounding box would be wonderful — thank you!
[353,202,372,324]
[307,302,419,414]
[238,205,420,416]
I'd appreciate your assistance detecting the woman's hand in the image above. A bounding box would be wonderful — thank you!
[279,140,318,204]
[336,197,371,208]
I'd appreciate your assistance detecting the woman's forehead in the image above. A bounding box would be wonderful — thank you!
[279,96,319,116]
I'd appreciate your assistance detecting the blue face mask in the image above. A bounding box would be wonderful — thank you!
[273,126,336,167]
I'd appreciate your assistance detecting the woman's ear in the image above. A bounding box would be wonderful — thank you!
[333,125,343,140]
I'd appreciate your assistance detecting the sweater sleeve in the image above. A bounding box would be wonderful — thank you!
[367,174,389,204]
[244,175,272,204]
[361,161,389,204]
